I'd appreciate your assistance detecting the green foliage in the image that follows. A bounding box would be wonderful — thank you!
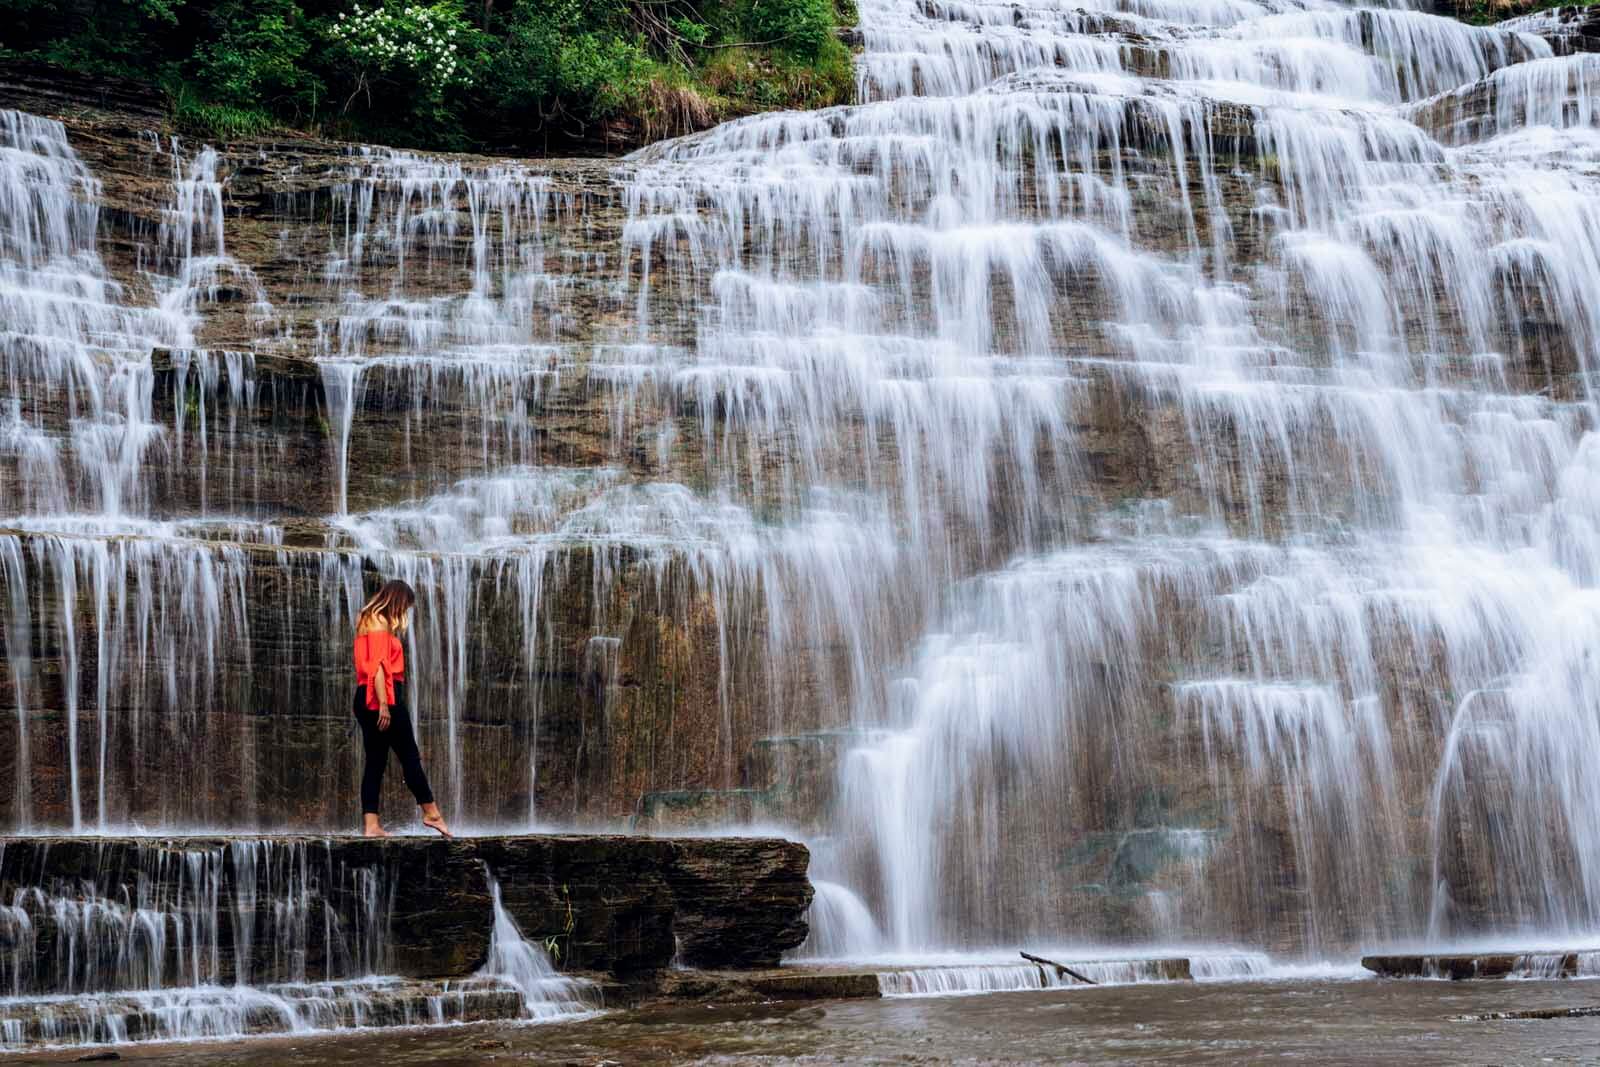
[1,0,181,79]
[556,33,653,112]
[483,0,653,122]
[192,0,320,115]
[0,0,855,150]
[171,84,279,139]
[671,17,712,46]
[327,2,474,97]
[482,0,565,108]
[702,36,853,113]
[1446,0,1598,24]
[746,0,833,60]
[318,1,483,145]
[135,0,183,25]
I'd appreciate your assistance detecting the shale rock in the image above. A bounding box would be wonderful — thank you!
[1501,4,1600,51]
[0,834,813,984]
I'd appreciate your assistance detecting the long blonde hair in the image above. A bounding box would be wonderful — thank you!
[358,579,416,634]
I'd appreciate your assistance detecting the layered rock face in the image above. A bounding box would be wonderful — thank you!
[5,0,1600,968]
[0,833,811,1046]
[0,71,835,833]
[0,834,810,981]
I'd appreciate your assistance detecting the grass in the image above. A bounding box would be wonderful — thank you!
[699,38,855,117]
[636,69,717,142]
[169,84,280,141]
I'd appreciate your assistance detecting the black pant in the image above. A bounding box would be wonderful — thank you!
[353,681,435,814]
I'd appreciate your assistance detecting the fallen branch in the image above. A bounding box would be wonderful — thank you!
[1021,950,1098,985]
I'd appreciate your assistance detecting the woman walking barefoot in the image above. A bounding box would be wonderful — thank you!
[353,579,451,838]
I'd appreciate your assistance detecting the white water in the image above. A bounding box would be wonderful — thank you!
[876,955,1189,996]
[835,946,1362,996]
[0,844,596,1050]
[0,840,395,1048]
[794,879,885,959]
[477,870,600,1020]
[766,0,1600,955]
[4,0,1600,1020]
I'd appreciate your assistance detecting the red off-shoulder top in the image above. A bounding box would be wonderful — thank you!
[354,631,405,711]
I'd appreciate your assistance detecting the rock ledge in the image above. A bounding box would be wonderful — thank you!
[0,833,813,984]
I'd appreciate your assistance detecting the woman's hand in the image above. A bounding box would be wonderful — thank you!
[373,661,391,729]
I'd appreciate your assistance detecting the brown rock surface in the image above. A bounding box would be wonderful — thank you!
[0,833,813,983]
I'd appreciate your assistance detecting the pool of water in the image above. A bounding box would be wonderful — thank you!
[20,976,1600,1065]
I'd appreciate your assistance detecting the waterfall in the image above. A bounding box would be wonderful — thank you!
[0,843,603,1049]
[792,879,884,960]
[0,840,407,1048]
[478,869,599,1020]
[6,0,1600,977]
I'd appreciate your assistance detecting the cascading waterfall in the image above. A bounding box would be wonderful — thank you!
[6,0,1600,1007]
[0,843,603,1049]
[0,840,400,1048]
[768,0,1600,955]
[474,869,599,1020]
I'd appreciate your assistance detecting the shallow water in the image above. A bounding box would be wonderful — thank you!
[20,978,1600,1065]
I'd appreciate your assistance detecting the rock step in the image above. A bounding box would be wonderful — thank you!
[667,957,1198,1002]
[1362,950,1600,980]
[0,978,529,1051]
[1453,1005,1600,1021]
[874,957,1195,996]
[0,833,813,982]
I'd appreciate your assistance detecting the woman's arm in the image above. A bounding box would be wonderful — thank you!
[373,661,391,731]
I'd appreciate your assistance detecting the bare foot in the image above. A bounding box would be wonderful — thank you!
[420,807,452,838]
[363,824,390,838]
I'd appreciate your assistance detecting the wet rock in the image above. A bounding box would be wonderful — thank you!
[665,837,814,968]
[1500,4,1600,52]
[1362,951,1593,980]
[5,981,526,1049]
[1453,1005,1600,1020]
[1406,54,1600,145]
[0,59,165,122]
[0,528,797,832]
[740,972,883,1000]
[0,834,812,982]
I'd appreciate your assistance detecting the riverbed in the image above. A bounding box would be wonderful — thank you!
[19,977,1600,1065]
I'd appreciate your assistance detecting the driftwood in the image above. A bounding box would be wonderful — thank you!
[1020,950,1098,985]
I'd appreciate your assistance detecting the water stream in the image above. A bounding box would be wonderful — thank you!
[5,0,1600,1049]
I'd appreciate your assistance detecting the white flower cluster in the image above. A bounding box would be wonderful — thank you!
[328,3,467,90]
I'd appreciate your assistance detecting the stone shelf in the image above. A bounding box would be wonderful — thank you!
[0,833,814,980]
[1362,951,1600,980]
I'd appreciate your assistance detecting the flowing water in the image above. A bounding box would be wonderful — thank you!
[5,0,1600,1050]
[25,976,1600,1065]
[0,842,590,1049]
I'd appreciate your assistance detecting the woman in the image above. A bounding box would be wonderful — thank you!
[352,579,451,838]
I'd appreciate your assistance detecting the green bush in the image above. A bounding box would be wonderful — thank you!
[555,33,653,112]
[3,0,184,79]
[326,1,474,98]
[747,0,834,61]
[192,0,320,116]
[483,0,655,122]
[0,0,856,150]
[171,85,279,139]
